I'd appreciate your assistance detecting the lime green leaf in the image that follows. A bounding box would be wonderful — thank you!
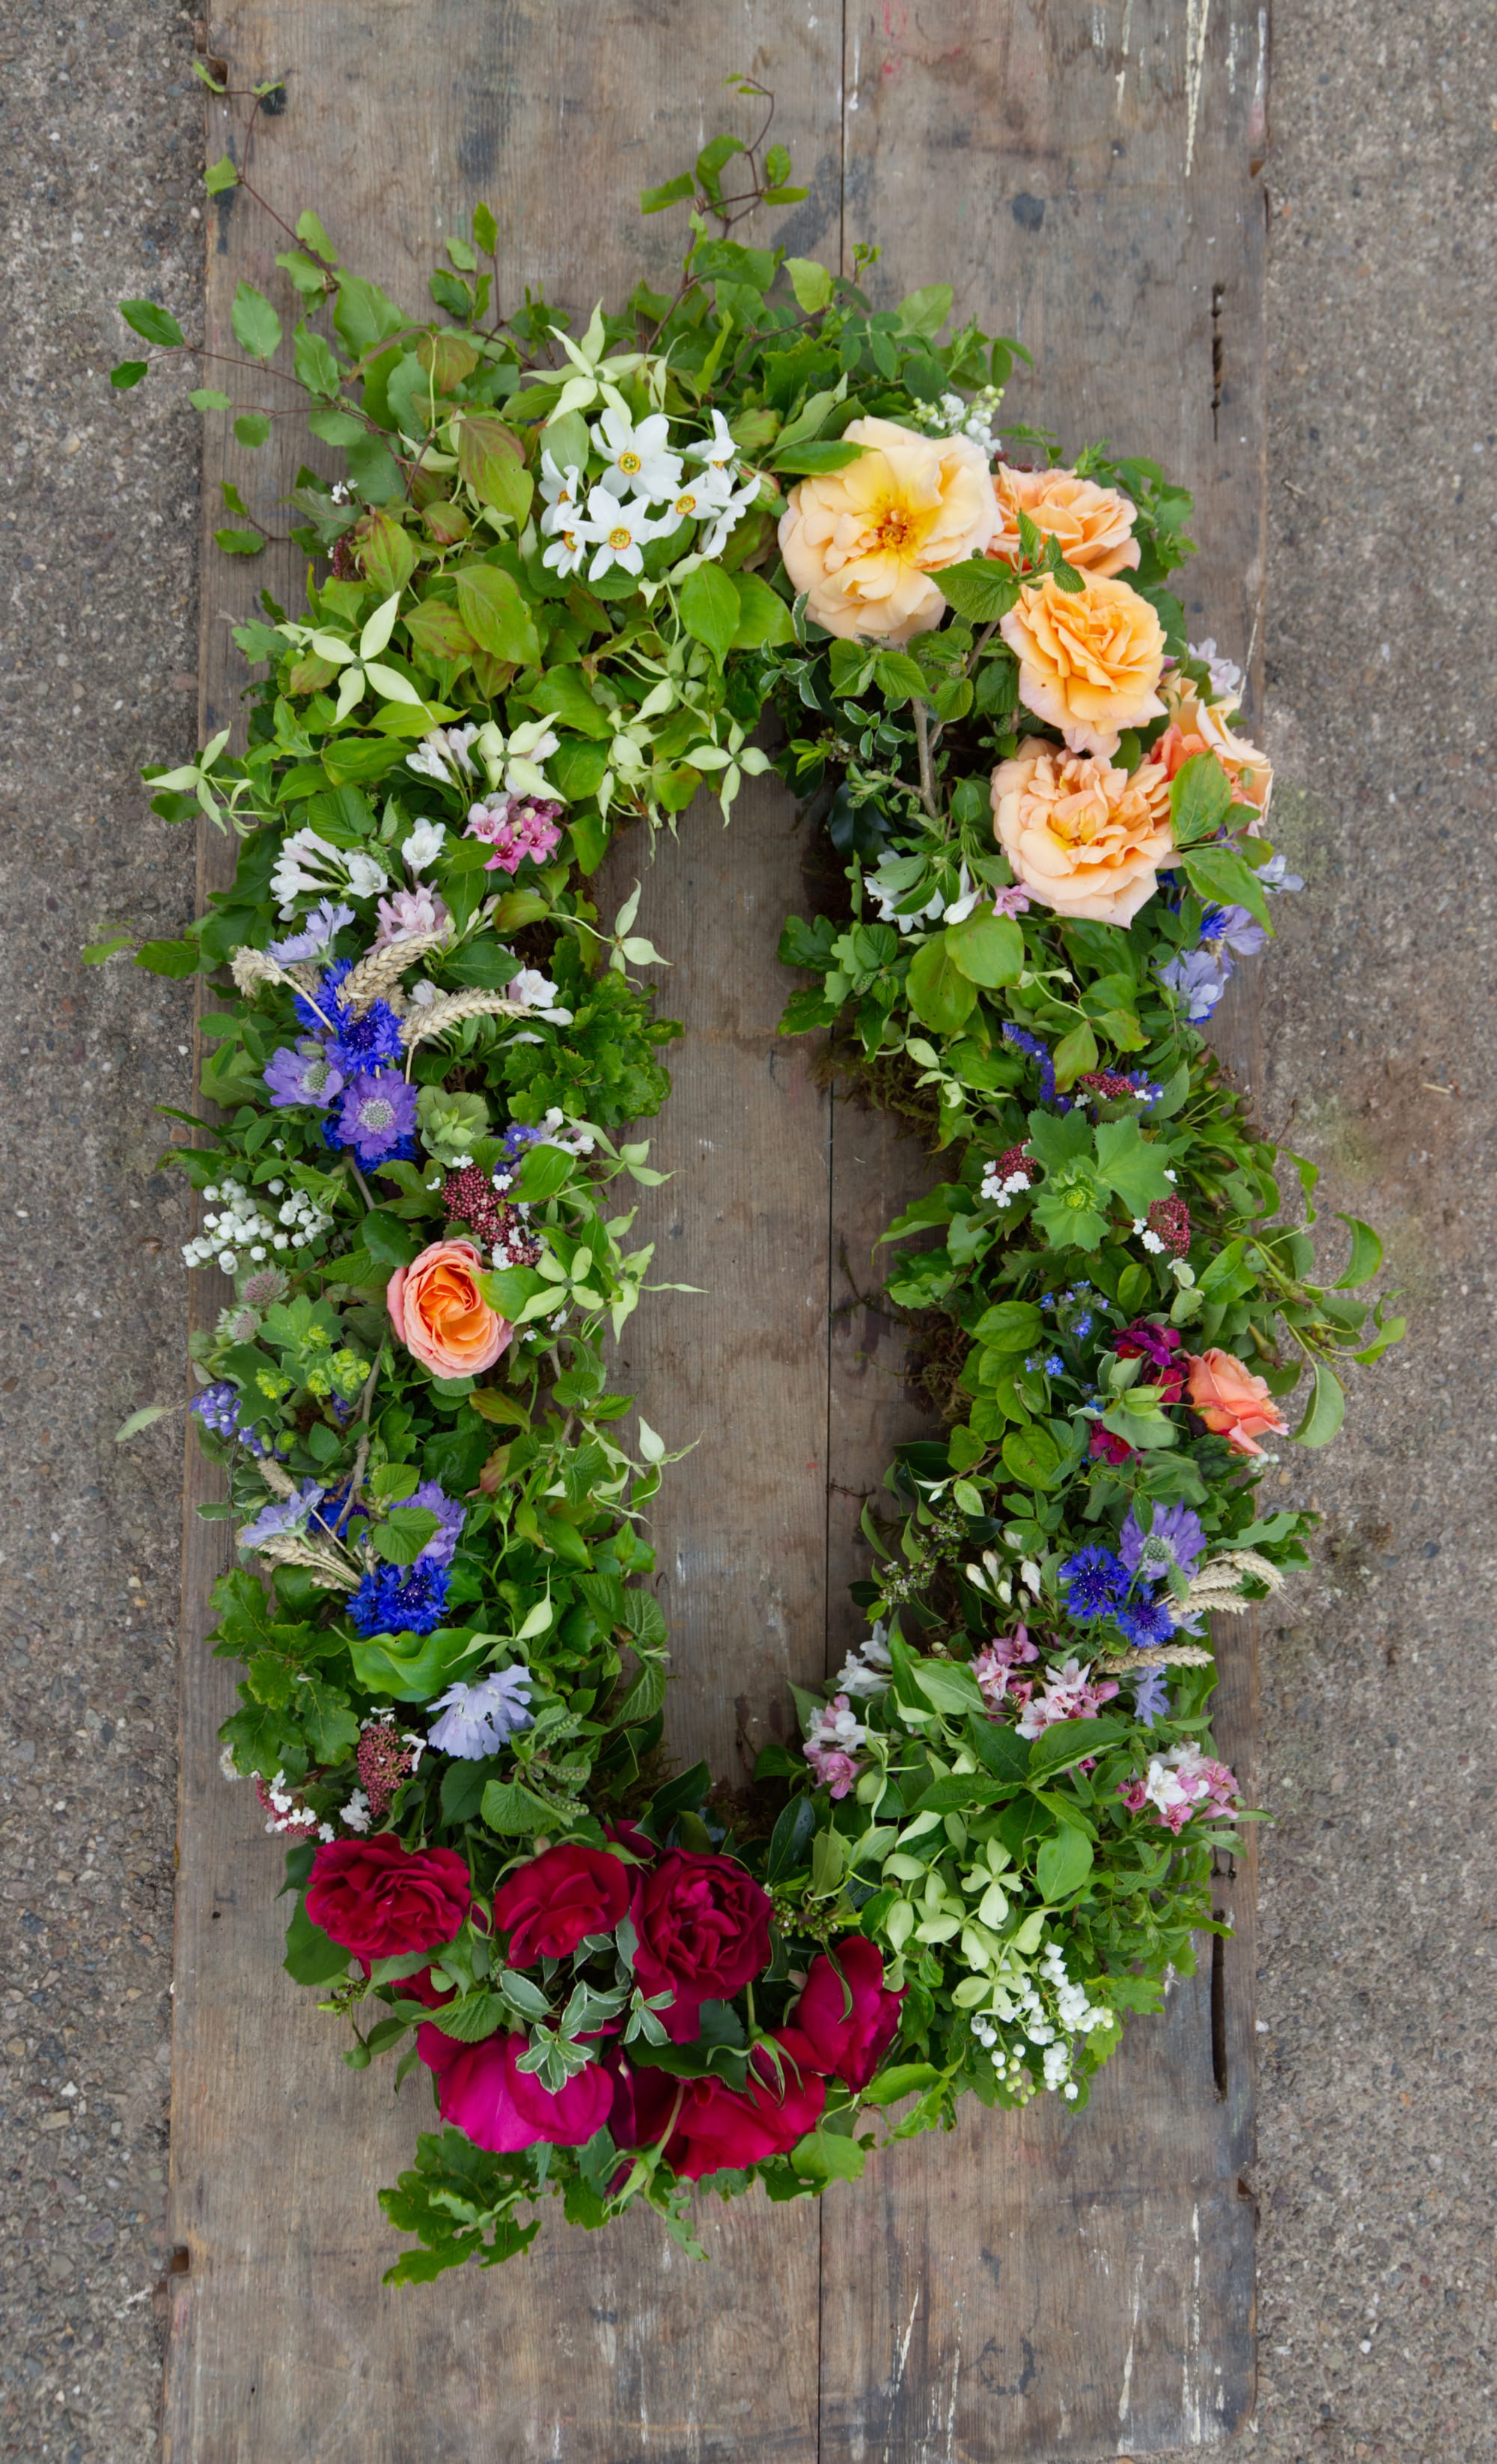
[1293,1362,1345,1448]
[1094,1115,1174,1213]
[945,907,1024,988]
[233,412,271,449]
[791,2125,865,2183]
[231,281,282,362]
[678,563,741,666]
[1180,841,1274,934]
[1052,1020,1098,1091]
[473,201,499,254]
[1332,1213,1382,1290]
[873,650,930,705]
[640,173,695,215]
[906,936,977,1034]
[294,207,338,260]
[1001,1421,1062,1489]
[785,257,833,314]
[204,154,239,195]
[213,528,263,557]
[1037,1823,1095,1901]
[293,323,341,398]
[189,386,233,413]
[858,2062,939,2106]
[120,298,184,348]
[897,283,954,337]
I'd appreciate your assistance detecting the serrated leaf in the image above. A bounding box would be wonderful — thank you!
[935,558,1019,622]
[1168,750,1234,849]
[231,281,282,362]
[204,154,238,195]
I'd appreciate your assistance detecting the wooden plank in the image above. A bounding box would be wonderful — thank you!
[820,4,1266,2452]
[166,7,841,2456]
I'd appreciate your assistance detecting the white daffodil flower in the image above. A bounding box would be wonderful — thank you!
[662,464,736,529]
[685,408,738,475]
[538,453,585,535]
[700,472,761,560]
[400,817,447,873]
[584,487,661,579]
[591,406,682,502]
[540,522,589,579]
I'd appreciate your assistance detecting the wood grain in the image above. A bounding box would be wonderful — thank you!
[168,4,1266,2454]
[820,4,1266,2454]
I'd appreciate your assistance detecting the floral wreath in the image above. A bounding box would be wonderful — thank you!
[108,93,1399,2281]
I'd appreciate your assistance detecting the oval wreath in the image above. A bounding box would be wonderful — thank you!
[112,119,1399,2281]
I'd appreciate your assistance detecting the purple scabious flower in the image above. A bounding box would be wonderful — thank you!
[1002,1022,1059,1107]
[263,1039,345,1110]
[1058,1546,1129,1620]
[267,899,354,965]
[329,1070,419,1165]
[238,1480,325,1552]
[1116,1593,1178,1650]
[347,1558,450,1637]
[1119,1500,1207,1583]
[1132,1668,1171,1727]
[426,1666,534,1759]
[190,1380,241,1438]
[408,1480,466,1568]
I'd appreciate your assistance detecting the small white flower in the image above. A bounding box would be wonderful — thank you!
[699,471,760,559]
[344,848,390,901]
[538,452,585,533]
[591,404,683,501]
[509,966,560,1010]
[400,817,447,873]
[341,1788,372,1835]
[1141,1231,1165,1255]
[541,524,589,579]
[583,487,660,579]
[685,409,738,475]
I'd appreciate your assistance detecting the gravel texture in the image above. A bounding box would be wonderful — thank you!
[0,4,1493,2460]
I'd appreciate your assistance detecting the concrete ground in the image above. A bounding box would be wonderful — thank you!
[0,3,1492,2459]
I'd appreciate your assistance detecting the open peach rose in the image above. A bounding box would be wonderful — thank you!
[1185,1348,1287,1458]
[1153,671,1273,825]
[388,1237,511,1380]
[987,463,1139,576]
[778,415,998,644]
[999,573,1166,758]
[990,742,1174,926]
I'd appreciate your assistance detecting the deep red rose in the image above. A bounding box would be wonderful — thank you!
[305,1835,470,1960]
[793,1938,904,2090]
[493,1842,635,1968]
[623,2033,826,2180]
[632,1849,773,2043]
[416,2024,615,2153]
[1116,1318,1186,1405]
[604,1817,658,1862]
[1088,1424,1134,1466]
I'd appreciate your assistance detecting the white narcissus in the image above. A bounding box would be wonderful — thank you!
[582,486,660,580]
[591,404,682,501]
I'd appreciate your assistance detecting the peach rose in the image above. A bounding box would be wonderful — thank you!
[987,463,1139,577]
[999,573,1167,758]
[1154,671,1273,825]
[990,742,1174,926]
[1185,1349,1288,1458]
[778,415,998,644]
[387,1238,510,1380]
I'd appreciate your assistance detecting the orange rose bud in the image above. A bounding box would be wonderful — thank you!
[1185,1348,1288,1458]
[987,463,1140,578]
[387,1237,511,1380]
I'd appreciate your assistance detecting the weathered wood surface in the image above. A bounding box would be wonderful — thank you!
[168,4,1266,2455]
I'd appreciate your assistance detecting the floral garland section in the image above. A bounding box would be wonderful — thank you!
[106,107,1400,2281]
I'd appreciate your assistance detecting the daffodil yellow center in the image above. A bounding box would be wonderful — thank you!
[609,526,632,552]
[618,451,641,474]
[675,493,697,515]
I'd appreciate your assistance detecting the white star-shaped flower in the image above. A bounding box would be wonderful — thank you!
[684,409,738,475]
[583,487,661,579]
[591,405,682,502]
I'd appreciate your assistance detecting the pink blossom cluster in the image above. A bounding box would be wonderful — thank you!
[466,792,566,874]
[803,1693,867,1799]
[1015,1655,1121,1742]
[972,1622,1040,1713]
[1118,1741,1240,1834]
[373,882,451,948]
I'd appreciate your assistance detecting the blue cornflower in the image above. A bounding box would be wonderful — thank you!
[1058,1546,1129,1620]
[294,960,406,1077]
[1116,1594,1177,1650]
[501,1121,550,1161]
[1132,1668,1171,1727]
[1001,1022,1060,1107]
[347,1558,450,1637]
[1043,1352,1065,1376]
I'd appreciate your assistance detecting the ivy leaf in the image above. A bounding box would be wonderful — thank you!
[231,281,282,362]
[678,563,741,666]
[204,154,239,195]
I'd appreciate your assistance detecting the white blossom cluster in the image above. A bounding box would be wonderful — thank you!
[981,1158,1032,1209]
[270,825,389,918]
[971,1942,1110,2101]
[832,1621,894,1700]
[906,384,1005,455]
[182,1177,332,1272]
[538,406,758,582]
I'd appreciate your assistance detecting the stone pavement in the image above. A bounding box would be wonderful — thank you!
[0,3,1492,2457]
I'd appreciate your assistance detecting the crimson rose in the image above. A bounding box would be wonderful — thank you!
[625,2034,826,2179]
[793,1938,903,2089]
[417,2024,615,2153]
[632,1849,772,2042]
[305,1835,470,1960]
[493,1842,635,1967]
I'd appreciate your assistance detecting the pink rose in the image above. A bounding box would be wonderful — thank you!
[416,2024,615,2153]
[493,1843,635,1968]
[793,1939,904,2090]
[386,1236,511,1379]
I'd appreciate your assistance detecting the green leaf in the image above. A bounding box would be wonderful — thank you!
[640,172,695,214]
[371,1507,442,1567]
[785,256,834,314]
[897,283,954,336]
[935,559,1019,622]
[694,132,746,209]
[347,1624,483,1702]
[771,440,866,476]
[334,274,407,359]
[454,565,540,667]
[859,2061,939,2106]
[1167,751,1234,849]
[1052,1020,1098,1091]
[116,1403,177,1442]
[481,1778,562,1835]
[473,202,499,254]
[873,650,929,705]
[213,528,264,557]
[911,1658,987,1717]
[454,413,532,524]
[945,908,1023,988]
[906,936,977,1034]
[189,386,234,413]
[1028,1716,1127,1779]
[973,1300,1043,1350]
[513,1141,574,1202]
[1332,1213,1382,1290]
[110,361,148,389]
[678,563,741,666]
[730,571,795,648]
[284,1897,350,1987]
[233,411,272,449]
[1001,1421,1062,1489]
[1037,1822,1094,1902]
[293,322,341,397]
[1293,1362,1346,1448]
[204,154,239,195]
[231,281,282,362]
[133,936,203,979]
[791,2124,866,2183]
[120,298,185,348]
[1180,841,1274,935]
[1094,1115,1174,1214]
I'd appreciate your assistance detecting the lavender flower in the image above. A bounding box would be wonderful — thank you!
[238,1480,325,1552]
[427,1667,534,1759]
[408,1480,466,1569]
[266,900,354,965]
[1132,1668,1171,1727]
[329,1070,419,1165]
[263,1040,345,1110]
